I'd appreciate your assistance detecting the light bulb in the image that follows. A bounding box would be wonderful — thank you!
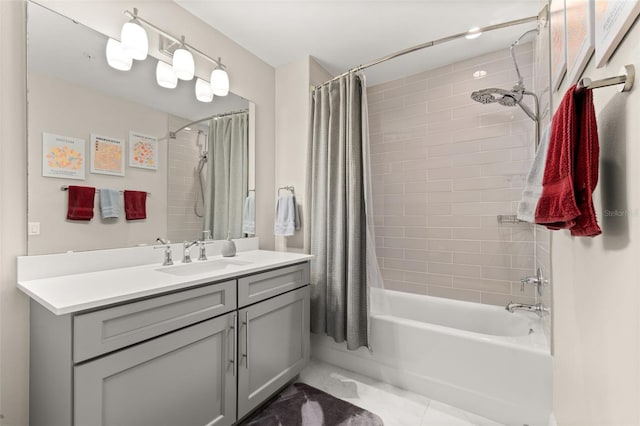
[173,47,195,81]
[156,60,178,89]
[121,20,148,60]
[210,67,229,96]
[105,38,132,71]
[195,78,214,102]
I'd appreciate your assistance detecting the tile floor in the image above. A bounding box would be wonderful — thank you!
[299,360,505,426]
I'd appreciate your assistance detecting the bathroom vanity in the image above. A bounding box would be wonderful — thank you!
[18,247,312,426]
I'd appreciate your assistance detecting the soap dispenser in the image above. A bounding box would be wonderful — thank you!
[221,233,236,257]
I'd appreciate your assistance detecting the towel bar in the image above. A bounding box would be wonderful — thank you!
[60,186,150,197]
[277,185,295,195]
[578,64,635,92]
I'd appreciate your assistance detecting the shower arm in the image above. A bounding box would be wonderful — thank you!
[510,28,540,89]
[522,91,540,149]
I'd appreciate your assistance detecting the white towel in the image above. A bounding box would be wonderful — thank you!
[242,193,256,235]
[274,194,297,236]
[99,188,120,219]
[517,124,551,223]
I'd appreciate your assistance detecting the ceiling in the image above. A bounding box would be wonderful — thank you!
[175,0,543,85]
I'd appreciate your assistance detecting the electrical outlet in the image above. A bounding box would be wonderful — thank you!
[28,222,41,236]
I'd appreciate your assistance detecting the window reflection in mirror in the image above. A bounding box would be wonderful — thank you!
[26,2,255,255]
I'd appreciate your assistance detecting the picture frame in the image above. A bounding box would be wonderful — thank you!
[90,133,125,176]
[595,0,640,68]
[42,132,85,180]
[129,131,159,170]
[565,0,595,85]
[551,0,567,91]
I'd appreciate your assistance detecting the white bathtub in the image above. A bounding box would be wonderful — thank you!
[311,288,552,426]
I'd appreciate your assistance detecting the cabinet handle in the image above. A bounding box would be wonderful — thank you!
[229,314,237,376]
[242,311,249,369]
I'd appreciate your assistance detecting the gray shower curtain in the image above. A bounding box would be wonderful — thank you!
[204,113,248,240]
[307,73,375,350]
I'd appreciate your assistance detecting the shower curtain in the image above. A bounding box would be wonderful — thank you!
[306,72,383,350]
[204,113,248,240]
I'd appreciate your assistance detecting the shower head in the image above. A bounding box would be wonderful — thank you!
[470,87,519,106]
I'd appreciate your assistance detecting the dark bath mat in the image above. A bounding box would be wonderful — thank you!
[239,382,384,426]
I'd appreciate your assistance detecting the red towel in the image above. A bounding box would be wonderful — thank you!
[66,185,95,221]
[535,84,601,237]
[124,190,147,220]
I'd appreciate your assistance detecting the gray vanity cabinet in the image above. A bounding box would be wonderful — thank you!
[237,285,310,419]
[75,313,237,426]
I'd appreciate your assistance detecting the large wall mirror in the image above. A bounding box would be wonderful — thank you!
[27,2,255,255]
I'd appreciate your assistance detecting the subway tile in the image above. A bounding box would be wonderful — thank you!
[385,259,429,273]
[451,202,513,216]
[423,228,453,239]
[452,70,514,95]
[379,103,427,123]
[430,262,481,278]
[368,97,404,114]
[453,253,511,268]
[451,240,483,253]
[428,165,482,180]
[452,150,511,167]
[481,188,524,202]
[511,282,537,298]
[480,133,530,151]
[405,272,453,287]
[427,116,480,134]
[453,176,512,191]
[480,292,535,307]
[405,250,453,263]
[511,146,534,161]
[452,228,512,241]
[429,215,482,228]
[381,268,404,281]
[427,92,477,112]
[451,123,511,143]
[451,191,483,203]
[383,80,429,99]
[384,215,427,227]
[367,91,385,104]
[481,241,534,255]
[512,228,535,241]
[375,226,405,237]
[452,277,512,294]
[428,140,481,157]
[482,266,531,281]
[368,78,405,94]
[424,109,453,124]
[481,160,532,176]
[384,281,428,295]
[428,286,481,303]
[383,126,428,143]
[376,247,404,259]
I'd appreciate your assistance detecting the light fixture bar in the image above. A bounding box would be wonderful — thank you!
[124,9,222,68]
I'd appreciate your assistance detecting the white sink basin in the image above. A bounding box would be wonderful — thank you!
[156,258,252,276]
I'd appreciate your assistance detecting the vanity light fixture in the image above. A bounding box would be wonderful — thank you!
[195,78,214,102]
[120,8,148,60]
[173,36,195,81]
[105,38,133,71]
[210,57,230,96]
[156,60,178,89]
[465,27,483,40]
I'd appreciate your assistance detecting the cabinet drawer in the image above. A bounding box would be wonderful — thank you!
[73,280,236,363]
[238,263,309,307]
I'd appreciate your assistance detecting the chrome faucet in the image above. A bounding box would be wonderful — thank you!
[198,241,208,261]
[154,238,173,266]
[505,302,549,315]
[182,240,200,263]
[519,267,547,296]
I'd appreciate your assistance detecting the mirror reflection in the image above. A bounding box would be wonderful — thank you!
[27,2,254,255]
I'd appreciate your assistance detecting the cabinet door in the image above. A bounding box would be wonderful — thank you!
[75,313,237,426]
[237,286,310,419]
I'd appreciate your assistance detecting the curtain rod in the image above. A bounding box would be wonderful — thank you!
[314,14,540,89]
[170,109,249,138]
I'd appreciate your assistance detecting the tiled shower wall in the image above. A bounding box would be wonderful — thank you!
[368,43,538,306]
[167,115,208,243]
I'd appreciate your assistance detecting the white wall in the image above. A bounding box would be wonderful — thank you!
[551,16,640,426]
[274,56,332,253]
[0,1,276,424]
[0,2,29,424]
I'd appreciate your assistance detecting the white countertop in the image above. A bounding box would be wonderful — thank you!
[18,250,313,315]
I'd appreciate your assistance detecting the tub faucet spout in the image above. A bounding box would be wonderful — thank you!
[505,302,549,315]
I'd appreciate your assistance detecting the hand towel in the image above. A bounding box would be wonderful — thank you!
[534,84,601,237]
[516,124,551,223]
[292,194,301,230]
[99,188,120,219]
[66,185,95,221]
[124,190,147,220]
[242,192,256,235]
[274,194,296,236]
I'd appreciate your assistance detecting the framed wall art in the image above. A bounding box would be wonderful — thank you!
[565,0,595,84]
[42,132,85,180]
[90,133,125,176]
[551,0,568,91]
[595,0,640,67]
